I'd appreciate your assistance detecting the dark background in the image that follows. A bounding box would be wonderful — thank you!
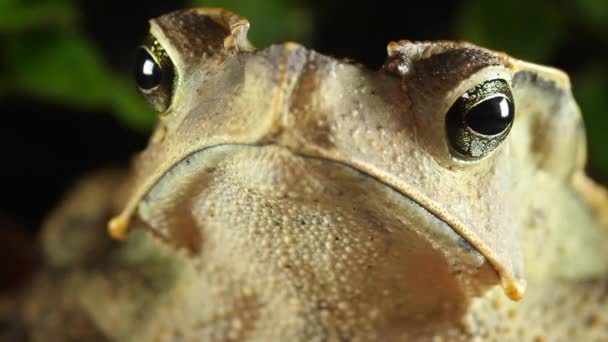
[1,0,607,238]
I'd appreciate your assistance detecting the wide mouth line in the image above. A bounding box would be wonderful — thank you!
[141,142,488,263]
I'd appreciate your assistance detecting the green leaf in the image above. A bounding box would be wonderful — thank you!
[2,32,155,131]
[0,0,77,32]
[5,33,110,105]
[454,0,563,63]
[575,0,608,33]
[188,0,312,47]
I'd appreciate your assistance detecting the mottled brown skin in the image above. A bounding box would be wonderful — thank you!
[19,8,608,341]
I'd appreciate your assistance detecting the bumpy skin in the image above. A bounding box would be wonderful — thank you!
[21,8,608,341]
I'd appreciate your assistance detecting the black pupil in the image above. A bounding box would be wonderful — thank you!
[464,96,514,135]
[134,48,162,89]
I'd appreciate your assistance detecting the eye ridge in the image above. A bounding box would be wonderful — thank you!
[445,79,515,160]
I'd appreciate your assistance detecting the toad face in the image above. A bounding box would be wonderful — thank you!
[22,8,608,341]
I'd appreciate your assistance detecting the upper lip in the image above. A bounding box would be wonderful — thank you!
[109,141,524,300]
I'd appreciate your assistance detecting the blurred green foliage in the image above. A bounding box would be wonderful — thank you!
[190,0,311,47]
[575,65,608,175]
[455,0,608,178]
[0,0,309,132]
[1,0,607,177]
[0,0,76,32]
[1,0,154,131]
[455,1,563,62]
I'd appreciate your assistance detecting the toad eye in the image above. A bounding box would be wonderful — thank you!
[135,48,162,90]
[445,79,514,160]
[133,36,176,113]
